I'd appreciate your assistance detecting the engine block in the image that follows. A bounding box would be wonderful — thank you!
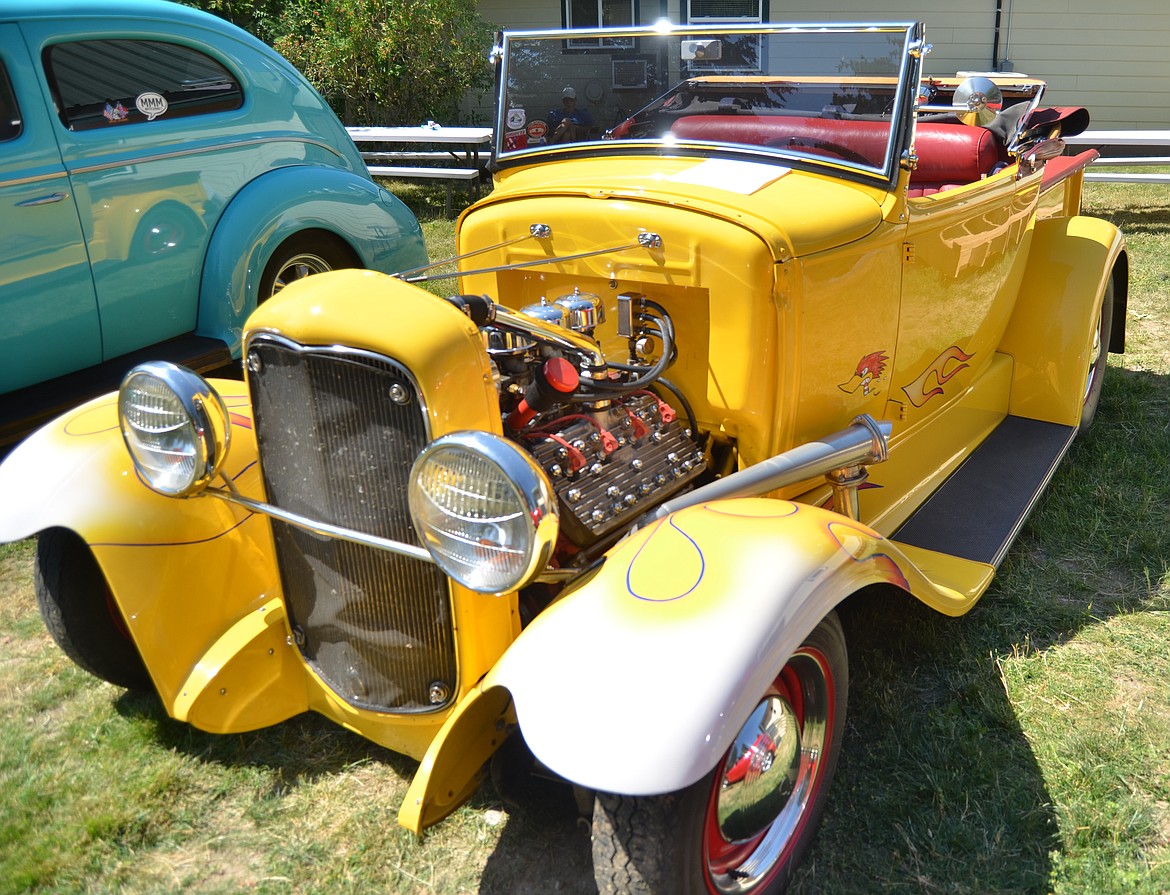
[524,393,706,546]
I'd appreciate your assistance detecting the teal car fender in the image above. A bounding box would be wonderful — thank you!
[401,497,966,830]
[196,165,428,356]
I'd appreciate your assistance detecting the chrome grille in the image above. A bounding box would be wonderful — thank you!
[246,334,454,712]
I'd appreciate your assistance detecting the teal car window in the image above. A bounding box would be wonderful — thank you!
[43,39,243,131]
[0,64,20,141]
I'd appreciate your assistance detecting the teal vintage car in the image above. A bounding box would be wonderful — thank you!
[0,0,427,443]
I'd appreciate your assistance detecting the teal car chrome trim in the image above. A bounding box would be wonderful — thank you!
[63,136,352,178]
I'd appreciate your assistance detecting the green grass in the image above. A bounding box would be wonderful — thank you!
[1,179,1169,893]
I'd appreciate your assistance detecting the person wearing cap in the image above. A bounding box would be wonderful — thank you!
[548,86,593,144]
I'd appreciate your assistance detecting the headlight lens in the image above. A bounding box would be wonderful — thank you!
[409,431,558,594]
[118,361,230,497]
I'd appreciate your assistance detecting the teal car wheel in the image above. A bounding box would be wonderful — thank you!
[260,231,359,299]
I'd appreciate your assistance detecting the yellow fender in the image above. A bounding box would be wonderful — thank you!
[999,214,1127,425]
[400,497,964,831]
[0,385,308,728]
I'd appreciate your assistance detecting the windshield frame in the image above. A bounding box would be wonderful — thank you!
[493,22,925,187]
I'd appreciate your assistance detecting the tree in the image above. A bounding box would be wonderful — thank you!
[271,0,495,125]
[182,0,285,44]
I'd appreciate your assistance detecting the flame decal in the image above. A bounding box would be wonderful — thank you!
[828,520,911,589]
[626,516,706,602]
[901,345,973,407]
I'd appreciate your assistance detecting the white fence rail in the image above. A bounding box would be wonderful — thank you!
[1064,130,1170,183]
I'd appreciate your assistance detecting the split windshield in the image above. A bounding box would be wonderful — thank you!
[496,23,919,180]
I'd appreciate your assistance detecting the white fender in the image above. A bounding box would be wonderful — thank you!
[483,497,951,796]
[0,383,256,546]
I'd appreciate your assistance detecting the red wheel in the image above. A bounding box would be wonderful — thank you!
[1079,276,1114,431]
[592,612,847,894]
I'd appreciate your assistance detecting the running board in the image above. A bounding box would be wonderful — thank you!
[892,415,1077,567]
[1,335,232,446]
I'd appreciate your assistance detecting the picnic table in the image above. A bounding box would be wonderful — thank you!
[1064,130,1170,184]
[347,125,493,215]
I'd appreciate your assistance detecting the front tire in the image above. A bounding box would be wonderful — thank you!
[35,529,152,691]
[591,612,848,895]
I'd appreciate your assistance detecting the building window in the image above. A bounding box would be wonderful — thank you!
[687,0,763,23]
[685,0,764,71]
[566,0,636,48]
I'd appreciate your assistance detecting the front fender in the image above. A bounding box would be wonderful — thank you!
[400,498,966,830]
[196,166,428,355]
[0,382,307,724]
[0,383,254,545]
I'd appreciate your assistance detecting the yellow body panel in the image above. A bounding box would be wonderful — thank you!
[248,270,506,440]
[999,215,1126,425]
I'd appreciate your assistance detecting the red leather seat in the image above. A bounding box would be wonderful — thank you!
[670,116,1001,196]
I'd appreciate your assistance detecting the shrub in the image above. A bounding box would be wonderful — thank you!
[271,0,495,125]
[182,0,285,44]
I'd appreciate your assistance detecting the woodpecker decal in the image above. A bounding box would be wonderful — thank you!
[839,350,890,396]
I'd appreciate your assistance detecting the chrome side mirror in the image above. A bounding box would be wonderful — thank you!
[919,76,1003,126]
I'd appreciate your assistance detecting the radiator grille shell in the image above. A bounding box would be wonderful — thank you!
[246,333,455,712]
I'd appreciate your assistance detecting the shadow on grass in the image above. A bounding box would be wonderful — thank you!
[789,593,1058,894]
[793,365,1169,893]
[112,695,418,785]
[376,177,488,224]
[111,686,600,892]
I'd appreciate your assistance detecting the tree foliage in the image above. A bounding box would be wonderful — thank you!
[184,0,495,125]
[183,0,285,44]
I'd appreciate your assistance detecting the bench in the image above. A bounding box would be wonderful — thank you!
[670,116,1003,197]
[366,165,482,216]
[362,150,472,164]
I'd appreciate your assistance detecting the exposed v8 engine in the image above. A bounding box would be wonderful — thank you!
[457,289,707,549]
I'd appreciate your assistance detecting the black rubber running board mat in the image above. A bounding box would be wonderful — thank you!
[892,415,1076,567]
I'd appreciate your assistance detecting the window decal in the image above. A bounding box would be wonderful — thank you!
[103,101,129,123]
[136,92,168,120]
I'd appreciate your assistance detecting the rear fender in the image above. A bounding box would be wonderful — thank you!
[0,382,306,725]
[1000,215,1127,425]
[196,166,428,356]
[399,498,965,829]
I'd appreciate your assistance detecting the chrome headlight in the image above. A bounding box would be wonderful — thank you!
[408,431,558,594]
[118,361,230,497]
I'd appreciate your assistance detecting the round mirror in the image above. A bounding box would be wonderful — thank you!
[952,76,1003,126]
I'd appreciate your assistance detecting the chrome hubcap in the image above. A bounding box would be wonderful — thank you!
[705,649,832,893]
[716,697,801,842]
[1085,312,1103,402]
[272,252,333,294]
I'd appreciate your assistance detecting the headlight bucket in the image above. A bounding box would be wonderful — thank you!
[409,431,558,594]
[118,361,230,497]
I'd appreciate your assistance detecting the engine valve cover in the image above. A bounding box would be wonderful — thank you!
[524,393,706,545]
